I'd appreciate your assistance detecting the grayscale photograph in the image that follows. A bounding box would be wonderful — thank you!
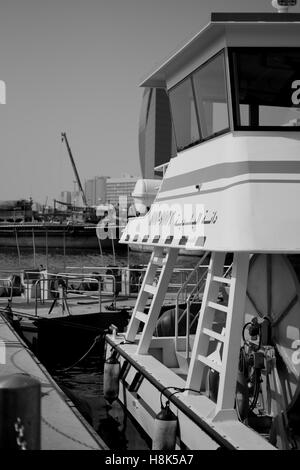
[0,0,300,456]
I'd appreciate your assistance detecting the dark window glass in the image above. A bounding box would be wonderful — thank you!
[169,77,200,152]
[193,53,229,139]
[230,48,300,128]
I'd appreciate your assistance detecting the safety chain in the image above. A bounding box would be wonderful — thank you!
[14,417,27,450]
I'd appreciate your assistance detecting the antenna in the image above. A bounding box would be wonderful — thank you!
[272,0,297,13]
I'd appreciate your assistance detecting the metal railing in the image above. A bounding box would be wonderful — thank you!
[175,255,233,361]
[32,272,117,317]
[175,252,210,351]
[0,262,211,321]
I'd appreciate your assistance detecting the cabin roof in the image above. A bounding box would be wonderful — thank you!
[140,12,300,89]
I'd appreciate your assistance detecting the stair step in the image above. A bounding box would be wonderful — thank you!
[197,354,222,373]
[144,283,157,295]
[212,276,231,285]
[207,301,228,313]
[202,327,225,342]
[152,256,164,266]
[135,311,148,323]
[176,350,191,373]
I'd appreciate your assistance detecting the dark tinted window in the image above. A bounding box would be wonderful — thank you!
[230,48,300,128]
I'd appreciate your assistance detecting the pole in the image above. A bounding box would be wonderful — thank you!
[32,227,36,268]
[97,237,104,266]
[0,373,41,449]
[111,234,116,266]
[63,228,66,271]
[45,227,48,271]
[15,229,21,267]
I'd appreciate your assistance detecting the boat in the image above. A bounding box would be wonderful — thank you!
[129,178,204,256]
[104,1,300,450]
[0,221,103,250]
[0,220,125,251]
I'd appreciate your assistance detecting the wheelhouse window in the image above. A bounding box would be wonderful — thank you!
[230,48,300,129]
[169,51,229,153]
[168,77,200,152]
[193,53,229,139]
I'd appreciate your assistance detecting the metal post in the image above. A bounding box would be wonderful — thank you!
[186,298,190,360]
[0,373,41,449]
[15,229,21,267]
[32,227,36,268]
[97,237,104,265]
[63,229,66,270]
[111,230,116,266]
[45,228,48,271]
[98,278,102,313]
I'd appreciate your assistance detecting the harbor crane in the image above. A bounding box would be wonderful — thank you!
[61,132,88,207]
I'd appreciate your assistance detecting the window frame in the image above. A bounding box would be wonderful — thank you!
[229,47,300,132]
[168,75,202,153]
[168,49,231,153]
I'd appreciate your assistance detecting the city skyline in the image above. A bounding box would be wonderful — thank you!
[1,0,299,204]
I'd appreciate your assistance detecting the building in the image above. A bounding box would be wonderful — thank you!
[84,177,107,206]
[106,177,138,207]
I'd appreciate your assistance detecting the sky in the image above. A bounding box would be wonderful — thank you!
[1,0,300,204]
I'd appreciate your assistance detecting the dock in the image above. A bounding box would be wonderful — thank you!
[0,312,108,450]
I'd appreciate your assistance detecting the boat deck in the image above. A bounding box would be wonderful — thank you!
[0,292,179,320]
[0,314,108,449]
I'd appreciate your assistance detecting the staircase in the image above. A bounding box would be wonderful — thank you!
[185,252,250,419]
[125,246,179,354]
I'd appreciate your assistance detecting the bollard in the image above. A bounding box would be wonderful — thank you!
[0,373,41,449]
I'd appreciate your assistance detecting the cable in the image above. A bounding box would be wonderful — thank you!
[159,386,202,409]
[242,322,252,344]
[59,334,102,372]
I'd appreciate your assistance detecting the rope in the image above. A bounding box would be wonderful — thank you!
[59,335,103,372]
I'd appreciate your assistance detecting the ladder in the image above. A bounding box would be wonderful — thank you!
[185,251,250,420]
[126,246,179,354]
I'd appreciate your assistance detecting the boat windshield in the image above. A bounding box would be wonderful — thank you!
[230,48,300,130]
[169,51,230,152]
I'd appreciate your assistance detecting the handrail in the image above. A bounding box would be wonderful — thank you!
[33,273,117,317]
[175,252,210,348]
[183,261,233,361]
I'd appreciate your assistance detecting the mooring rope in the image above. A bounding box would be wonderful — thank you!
[59,334,103,372]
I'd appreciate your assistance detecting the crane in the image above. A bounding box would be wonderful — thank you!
[61,132,88,207]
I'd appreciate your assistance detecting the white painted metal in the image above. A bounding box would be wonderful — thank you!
[125,246,179,355]
[122,133,300,254]
[215,253,249,416]
[111,339,275,449]
[137,248,179,354]
[186,252,250,419]
[185,252,226,389]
